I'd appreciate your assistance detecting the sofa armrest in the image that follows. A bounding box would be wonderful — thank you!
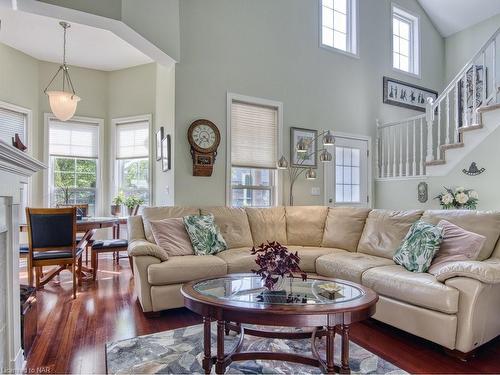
[433,259,500,284]
[128,239,168,261]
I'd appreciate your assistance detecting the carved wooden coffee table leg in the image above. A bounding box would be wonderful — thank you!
[326,325,335,374]
[216,320,226,374]
[340,324,351,374]
[202,317,212,374]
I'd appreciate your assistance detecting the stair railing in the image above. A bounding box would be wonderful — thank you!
[377,26,500,179]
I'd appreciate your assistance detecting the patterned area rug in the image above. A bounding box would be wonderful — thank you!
[106,323,406,374]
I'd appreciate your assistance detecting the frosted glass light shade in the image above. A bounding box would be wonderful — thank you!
[46,91,81,121]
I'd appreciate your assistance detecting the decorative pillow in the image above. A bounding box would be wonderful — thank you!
[183,214,228,255]
[428,220,486,275]
[393,220,444,273]
[149,218,194,256]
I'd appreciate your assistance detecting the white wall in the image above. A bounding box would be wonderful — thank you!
[174,0,445,206]
[445,14,500,82]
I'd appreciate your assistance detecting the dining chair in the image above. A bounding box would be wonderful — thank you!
[89,229,130,280]
[25,207,91,299]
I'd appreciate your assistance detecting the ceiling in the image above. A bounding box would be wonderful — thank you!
[0,8,152,71]
[418,0,500,38]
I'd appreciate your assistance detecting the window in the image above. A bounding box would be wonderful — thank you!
[320,0,358,56]
[0,105,27,145]
[228,95,282,207]
[47,118,101,216]
[392,5,420,75]
[114,118,151,204]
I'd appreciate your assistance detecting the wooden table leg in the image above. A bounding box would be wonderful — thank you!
[216,320,225,374]
[340,324,351,374]
[326,325,335,374]
[202,317,212,374]
[91,250,98,281]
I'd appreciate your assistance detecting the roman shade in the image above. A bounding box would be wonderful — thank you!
[116,121,149,159]
[231,101,278,169]
[49,119,99,158]
[0,107,26,144]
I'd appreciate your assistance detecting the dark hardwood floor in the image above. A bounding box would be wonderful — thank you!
[21,257,500,374]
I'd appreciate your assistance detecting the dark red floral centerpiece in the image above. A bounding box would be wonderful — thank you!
[251,241,307,290]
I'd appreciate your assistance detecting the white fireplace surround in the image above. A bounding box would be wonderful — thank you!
[0,139,45,372]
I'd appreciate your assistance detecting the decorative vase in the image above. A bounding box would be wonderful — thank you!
[111,204,122,216]
[127,206,134,216]
[267,274,285,291]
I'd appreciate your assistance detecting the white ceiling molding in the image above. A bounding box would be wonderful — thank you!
[1,0,176,68]
[417,0,500,37]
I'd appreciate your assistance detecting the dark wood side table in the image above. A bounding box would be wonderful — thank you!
[181,274,378,374]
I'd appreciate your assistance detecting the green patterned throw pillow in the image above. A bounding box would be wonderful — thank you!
[183,214,228,255]
[393,220,444,273]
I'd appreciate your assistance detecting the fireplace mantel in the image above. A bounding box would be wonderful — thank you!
[0,139,45,372]
[0,140,46,177]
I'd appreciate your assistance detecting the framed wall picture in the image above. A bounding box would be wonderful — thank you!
[161,134,171,172]
[383,76,438,112]
[156,127,164,161]
[290,127,317,168]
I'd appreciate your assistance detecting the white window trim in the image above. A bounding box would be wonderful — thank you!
[43,113,105,215]
[0,100,33,207]
[226,92,283,207]
[319,0,360,59]
[111,114,153,206]
[323,131,372,208]
[391,3,421,78]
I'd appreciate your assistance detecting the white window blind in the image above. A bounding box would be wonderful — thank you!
[0,107,26,144]
[116,121,149,159]
[49,120,99,158]
[231,101,278,169]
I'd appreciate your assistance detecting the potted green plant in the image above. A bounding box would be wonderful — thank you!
[124,195,145,216]
[111,191,125,216]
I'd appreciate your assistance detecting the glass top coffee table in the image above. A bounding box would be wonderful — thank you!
[181,274,378,374]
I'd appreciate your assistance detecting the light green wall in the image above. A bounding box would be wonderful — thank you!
[0,44,41,204]
[445,14,500,82]
[376,123,500,211]
[38,0,122,20]
[174,0,445,206]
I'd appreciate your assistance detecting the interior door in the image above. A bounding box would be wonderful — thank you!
[325,136,369,207]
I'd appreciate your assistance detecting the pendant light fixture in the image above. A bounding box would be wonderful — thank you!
[44,21,81,121]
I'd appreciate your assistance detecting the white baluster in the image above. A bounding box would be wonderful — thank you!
[412,120,416,176]
[482,51,487,105]
[455,82,460,143]
[393,126,397,177]
[425,98,434,162]
[437,101,441,159]
[420,118,424,175]
[464,71,469,127]
[381,128,386,177]
[399,125,403,176]
[375,121,380,178]
[472,64,477,124]
[493,39,496,98]
[405,123,410,176]
[445,92,450,145]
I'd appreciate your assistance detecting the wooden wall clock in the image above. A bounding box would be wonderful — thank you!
[187,119,221,176]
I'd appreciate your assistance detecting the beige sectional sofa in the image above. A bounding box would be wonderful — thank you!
[127,206,500,356]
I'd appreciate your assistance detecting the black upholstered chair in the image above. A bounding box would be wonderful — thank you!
[90,229,129,280]
[25,207,91,299]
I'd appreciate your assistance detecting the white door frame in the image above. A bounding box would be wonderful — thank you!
[323,132,372,207]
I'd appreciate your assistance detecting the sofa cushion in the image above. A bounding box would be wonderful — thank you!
[201,207,254,248]
[362,265,459,314]
[316,252,394,283]
[183,214,227,255]
[147,255,227,286]
[216,247,256,274]
[246,207,287,245]
[393,220,444,273]
[285,206,328,246]
[142,207,200,243]
[321,207,371,251]
[357,209,423,259]
[421,210,500,260]
[149,218,194,256]
[287,246,343,273]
